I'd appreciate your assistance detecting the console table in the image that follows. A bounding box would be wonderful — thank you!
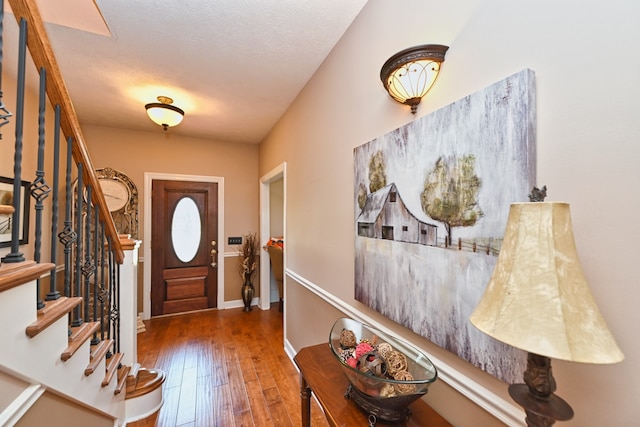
[294,343,452,426]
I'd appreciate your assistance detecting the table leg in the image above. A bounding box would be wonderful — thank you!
[300,373,311,427]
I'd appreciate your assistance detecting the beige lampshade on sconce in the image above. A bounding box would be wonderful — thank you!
[145,96,184,131]
[380,44,448,114]
[470,200,623,426]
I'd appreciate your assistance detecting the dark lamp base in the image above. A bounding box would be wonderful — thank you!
[509,383,574,426]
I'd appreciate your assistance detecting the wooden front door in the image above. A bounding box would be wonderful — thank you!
[151,180,218,316]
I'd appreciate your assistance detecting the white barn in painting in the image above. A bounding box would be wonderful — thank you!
[356,183,437,246]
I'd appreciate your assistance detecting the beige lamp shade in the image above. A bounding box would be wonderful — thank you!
[469,202,623,364]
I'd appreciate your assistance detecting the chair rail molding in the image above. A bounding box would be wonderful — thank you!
[284,268,525,427]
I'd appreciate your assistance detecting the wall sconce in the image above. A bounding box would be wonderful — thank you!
[470,192,624,426]
[145,96,184,131]
[380,44,448,114]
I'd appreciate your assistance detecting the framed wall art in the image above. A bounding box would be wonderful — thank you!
[354,69,536,383]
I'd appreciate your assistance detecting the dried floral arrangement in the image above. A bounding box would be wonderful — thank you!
[238,232,259,282]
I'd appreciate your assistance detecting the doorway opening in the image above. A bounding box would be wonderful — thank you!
[259,163,286,312]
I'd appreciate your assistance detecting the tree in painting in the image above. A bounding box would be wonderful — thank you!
[368,150,387,193]
[357,183,368,210]
[420,154,483,245]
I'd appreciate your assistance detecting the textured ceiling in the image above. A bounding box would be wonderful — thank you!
[6,0,368,143]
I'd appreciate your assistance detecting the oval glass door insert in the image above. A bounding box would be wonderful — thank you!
[171,197,201,263]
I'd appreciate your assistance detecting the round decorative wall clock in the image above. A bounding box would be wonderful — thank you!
[94,167,139,239]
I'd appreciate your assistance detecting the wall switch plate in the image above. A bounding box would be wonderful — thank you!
[228,236,242,245]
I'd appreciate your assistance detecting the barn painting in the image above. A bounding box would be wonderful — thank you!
[357,183,438,245]
[353,69,536,383]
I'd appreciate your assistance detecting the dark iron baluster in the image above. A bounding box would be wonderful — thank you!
[59,137,76,298]
[71,164,84,327]
[106,236,113,359]
[82,186,95,323]
[99,221,107,341]
[47,105,62,301]
[2,18,27,264]
[112,263,121,354]
[0,0,14,139]
[91,206,100,345]
[31,68,52,309]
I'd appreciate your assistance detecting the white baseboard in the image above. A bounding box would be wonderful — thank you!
[222,297,260,310]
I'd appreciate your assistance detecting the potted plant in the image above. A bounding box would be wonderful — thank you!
[238,232,259,311]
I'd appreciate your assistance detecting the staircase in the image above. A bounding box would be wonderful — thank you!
[0,261,166,426]
[0,262,124,425]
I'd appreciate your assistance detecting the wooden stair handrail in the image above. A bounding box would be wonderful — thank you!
[7,0,124,264]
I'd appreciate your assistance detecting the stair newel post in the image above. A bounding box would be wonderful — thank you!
[82,187,95,323]
[1,18,27,264]
[32,67,52,309]
[60,136,76,298]
[71,164,84,327]
[46,105,62,301]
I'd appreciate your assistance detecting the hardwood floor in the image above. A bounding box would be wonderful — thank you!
[128,304,330,427]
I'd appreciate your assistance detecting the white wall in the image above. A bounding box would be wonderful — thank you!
[259,0,640,426]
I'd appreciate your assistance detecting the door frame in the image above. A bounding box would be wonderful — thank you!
[259,162,286,311]
[142,172,225,319]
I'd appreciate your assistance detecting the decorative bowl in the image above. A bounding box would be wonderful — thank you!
[329,317,438,423]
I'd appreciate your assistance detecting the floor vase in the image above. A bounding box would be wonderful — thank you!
[242,279,254,312]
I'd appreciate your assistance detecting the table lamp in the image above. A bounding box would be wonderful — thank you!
[469,191,624,426]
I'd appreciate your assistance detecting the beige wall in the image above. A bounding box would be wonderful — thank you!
[15,391,114,427]
[0,370,29,410]
[269,178,283,238]
[260,0,640,426]
[82,124,260,304]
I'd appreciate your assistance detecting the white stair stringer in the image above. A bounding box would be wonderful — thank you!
[0,278,125,424]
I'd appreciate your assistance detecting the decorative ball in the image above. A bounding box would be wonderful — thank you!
[339,329,357,348]
[380,383,397,398]
[354,342,374,359]
[346,357,358,369]
[357,351,387,378]
[377,342,393,360]
[385,350,408,375]
[393,370,416,394]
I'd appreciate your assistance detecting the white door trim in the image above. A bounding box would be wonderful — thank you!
[259,163,286,311]
[142,172,225,319]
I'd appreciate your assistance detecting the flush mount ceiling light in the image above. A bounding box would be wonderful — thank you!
[145,96,184,131]
[380,44,449,114]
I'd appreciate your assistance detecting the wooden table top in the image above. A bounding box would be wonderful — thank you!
[294,343,452,427]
